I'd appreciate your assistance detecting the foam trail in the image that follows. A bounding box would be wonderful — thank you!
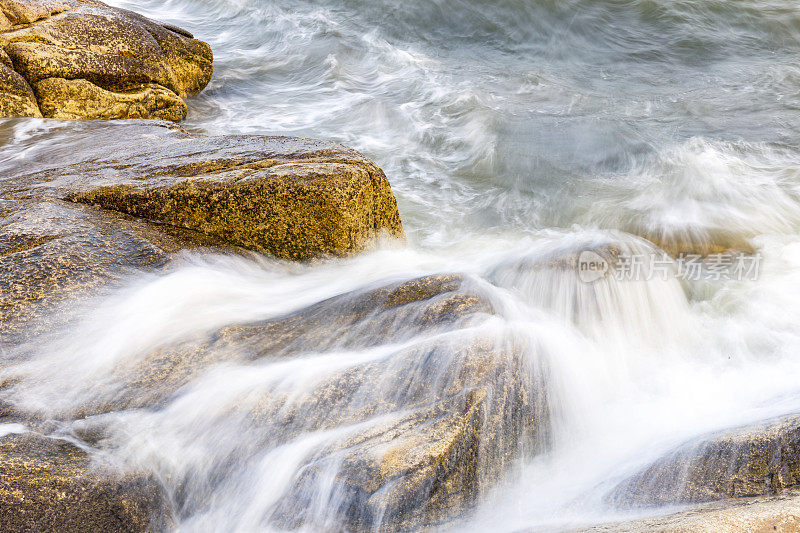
[4,227,800,530]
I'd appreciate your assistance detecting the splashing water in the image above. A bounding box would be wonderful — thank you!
[3,0,800,530]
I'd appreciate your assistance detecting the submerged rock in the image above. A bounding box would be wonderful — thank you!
[48,274,492,416]
[267,335,544,532]
[179,293,543,532]
[0,432,172,531]
[609,414,800,507]
[0,0,212,121]
[625,227,756,258]
[579,491,800,533]
[3,272,545,532]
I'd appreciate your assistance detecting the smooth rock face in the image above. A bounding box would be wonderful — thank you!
[268,337,545,532]
[5,122,404,261]
[0,432,172,532]
[2,272,545,532]
[0,0,212,120]
[54,274,545,532]
[25,274,493,417]
[610,414,800,507]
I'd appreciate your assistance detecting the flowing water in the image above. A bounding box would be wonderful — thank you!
[4,0,800,530]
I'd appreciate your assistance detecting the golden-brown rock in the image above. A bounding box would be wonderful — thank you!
[269,336,545,532]
[620,225,756,258]
[609,414,800,507]
[35,78,187,121]
[71,155,405,260]
[0,432,172,531]
[0,199,228,345]
[0,0,212,120]
[2,122,405,261]
[0,61,41,117]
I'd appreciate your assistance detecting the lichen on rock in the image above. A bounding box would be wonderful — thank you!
[0,432,172,532]
[609,414,800,507]
[1,122,405,261]
[0,0,212,121]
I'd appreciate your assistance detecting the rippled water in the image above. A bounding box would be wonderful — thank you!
[4,0,800,530]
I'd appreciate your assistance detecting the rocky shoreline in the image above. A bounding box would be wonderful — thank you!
[1,0,799,531]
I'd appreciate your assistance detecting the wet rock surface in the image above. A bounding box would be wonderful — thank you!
[266,336,545,532]
[0,0,212,121]
[0,199,224,345]
[579,491,800,533]
[610,414,800,507]
[3,273,546,531]
[0,431,172,532]
[0,123,404,268]
[21,274,493,417]
[633,229,757,258]
[3,121,404,262]
[0,120,539,532]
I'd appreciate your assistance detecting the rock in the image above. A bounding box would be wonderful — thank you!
[0,60,41,117]
[627,227,756,258]
[4,272,544,532]
[644,235,755,258]
[60,274,493,416]
[214,273,491,362]
[609,414,800,507]
[36,78,187,121]
[0,0,212,121]
[0,431,172,531]
[577,491,800,533]
[5,121,405,261]
[174,305,542,532]
[0,199,228,345]
[267,335,545,532]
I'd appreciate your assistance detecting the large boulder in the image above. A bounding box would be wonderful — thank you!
[0,431,171,531]
[4,122,405,261]
[579,492,800,533]
[264,334,545,532]
[0,0,212,121]
[2,270,546,531]
[609,414,800,507]
[91,277,544,532]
